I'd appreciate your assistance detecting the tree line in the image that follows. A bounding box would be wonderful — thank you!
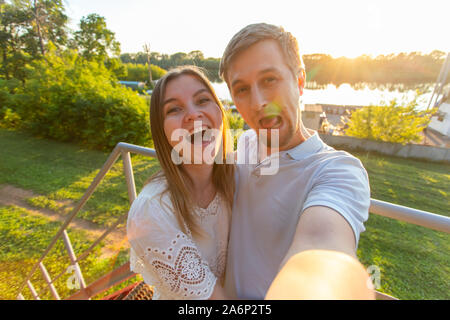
[121,50,448,87]
[120,50,221,82]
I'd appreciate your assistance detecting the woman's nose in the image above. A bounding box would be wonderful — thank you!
[184,103,203,122]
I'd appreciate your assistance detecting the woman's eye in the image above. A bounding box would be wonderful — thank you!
[198,97,211,104]
[166,106,181,114]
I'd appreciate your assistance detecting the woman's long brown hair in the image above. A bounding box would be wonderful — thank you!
[147,66,235,237]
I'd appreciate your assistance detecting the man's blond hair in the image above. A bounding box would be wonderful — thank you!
[219,23,305,84]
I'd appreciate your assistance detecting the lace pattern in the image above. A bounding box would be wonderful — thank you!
[127,181,229,300]
[137,233,216,299]
[209,239,227,282]
[193,193,220,221]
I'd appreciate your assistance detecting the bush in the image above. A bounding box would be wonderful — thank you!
[121,63,167,83]
[0,79,22,129]
[13,47,151,150]
[345,93,435,144]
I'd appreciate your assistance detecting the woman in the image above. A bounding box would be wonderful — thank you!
[127,66,235,300]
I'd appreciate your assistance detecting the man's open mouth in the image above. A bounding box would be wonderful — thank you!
[259,115,282,129]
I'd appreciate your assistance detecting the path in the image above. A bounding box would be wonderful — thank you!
[0,184,127,259]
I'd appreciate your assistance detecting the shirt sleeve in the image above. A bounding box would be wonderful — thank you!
[127,193,217,300]
[301,152,371,246]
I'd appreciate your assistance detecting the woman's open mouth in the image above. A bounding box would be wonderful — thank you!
[186,128,214,146]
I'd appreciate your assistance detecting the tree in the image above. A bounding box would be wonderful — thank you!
[0,0,68,81]
[73,13,120,62]
[26,0,68,56]
[345,93,436,144]
[0,1,32,81]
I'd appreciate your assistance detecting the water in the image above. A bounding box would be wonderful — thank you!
[211,82,435,110]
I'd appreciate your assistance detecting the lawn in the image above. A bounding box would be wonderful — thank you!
[0,128,449,299]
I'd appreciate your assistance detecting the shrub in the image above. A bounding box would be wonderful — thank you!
[345,93,435,144]
[121,63,167,83]
[0,79,22,129]
[14,47,151,150]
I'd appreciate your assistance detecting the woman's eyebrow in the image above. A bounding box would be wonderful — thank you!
[162,97,177,108]
[193,88,209,97]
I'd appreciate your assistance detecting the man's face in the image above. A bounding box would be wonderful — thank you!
[227,39,305,150]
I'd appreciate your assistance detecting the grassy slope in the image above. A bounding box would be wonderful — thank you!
[351,150,450,299]
[1,128,449,299]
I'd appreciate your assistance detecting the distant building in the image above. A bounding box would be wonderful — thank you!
[302,104,362,132]
[119,81,145,91]
[301,104,323,130]
[428,100,450,137]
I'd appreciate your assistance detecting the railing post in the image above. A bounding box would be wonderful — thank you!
[26,280,40,300]
[62,230,89,299]
[121,150,137,204]
[39,262,61,300]
[16,146,122,297]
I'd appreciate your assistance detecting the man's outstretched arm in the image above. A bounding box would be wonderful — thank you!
[266,206,374,300]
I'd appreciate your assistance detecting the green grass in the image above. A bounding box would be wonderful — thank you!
[1,128,449,299]
[347,149,450,300]
[0,205,116,300]
[0,128,161,227]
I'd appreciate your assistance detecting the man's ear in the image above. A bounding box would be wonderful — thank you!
[298,69,306,96]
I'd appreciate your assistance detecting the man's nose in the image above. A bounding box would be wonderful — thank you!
[250,87,268,112]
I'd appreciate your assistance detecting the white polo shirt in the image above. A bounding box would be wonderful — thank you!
[224,129,371,299]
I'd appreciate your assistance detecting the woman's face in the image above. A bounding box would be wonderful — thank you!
[162,74,223,164]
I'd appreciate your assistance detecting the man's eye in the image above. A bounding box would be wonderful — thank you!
[265,77,276,84]
[235,87,248,95]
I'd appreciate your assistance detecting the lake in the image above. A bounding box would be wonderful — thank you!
[211,82,435,110]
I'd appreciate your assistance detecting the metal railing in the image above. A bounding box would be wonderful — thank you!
[15,142,450,300]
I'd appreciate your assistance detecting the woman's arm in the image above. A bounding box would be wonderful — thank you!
[209,283,230,300]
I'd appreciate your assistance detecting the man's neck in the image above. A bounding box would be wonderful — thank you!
[259,123,312,159]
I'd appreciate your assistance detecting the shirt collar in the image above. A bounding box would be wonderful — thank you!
[283,130,324,161]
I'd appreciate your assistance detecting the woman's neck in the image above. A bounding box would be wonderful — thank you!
[182,163,215,203]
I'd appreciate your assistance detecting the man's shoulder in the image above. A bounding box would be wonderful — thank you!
[301,137,365,171]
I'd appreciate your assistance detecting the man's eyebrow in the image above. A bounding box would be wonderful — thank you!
[231,78,243,89]
[230,68,280,88]
[259,67,280,75]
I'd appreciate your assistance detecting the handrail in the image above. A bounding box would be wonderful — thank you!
[15,142,450,300]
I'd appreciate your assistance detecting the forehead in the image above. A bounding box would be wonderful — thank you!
[227,39,291,85]
[164,74,207,98]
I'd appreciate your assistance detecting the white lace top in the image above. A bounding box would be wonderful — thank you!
[127,178,231,300]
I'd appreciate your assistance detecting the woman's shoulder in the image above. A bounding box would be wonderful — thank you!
[139,175,169,200]
[128,175,174,221]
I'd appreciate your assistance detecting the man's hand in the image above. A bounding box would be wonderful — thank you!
[265,250,375,300]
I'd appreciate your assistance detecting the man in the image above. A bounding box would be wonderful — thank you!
[220,23,372,299]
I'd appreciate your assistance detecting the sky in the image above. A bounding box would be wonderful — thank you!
[64,0,450,59]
